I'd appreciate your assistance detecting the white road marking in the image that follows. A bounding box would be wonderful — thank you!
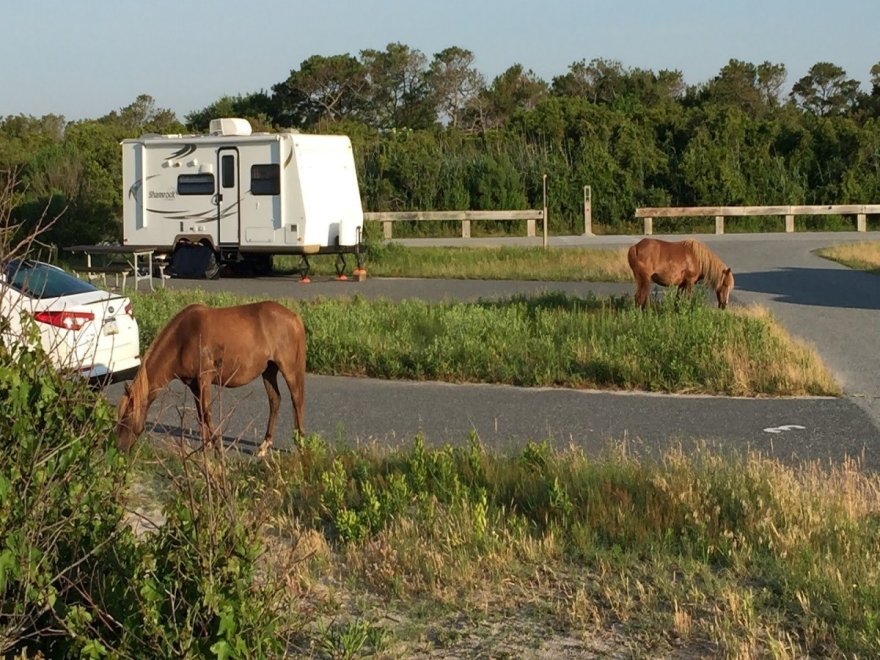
[763,424,807,434]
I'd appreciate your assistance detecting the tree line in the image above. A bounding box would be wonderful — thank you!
[3,43,880,245]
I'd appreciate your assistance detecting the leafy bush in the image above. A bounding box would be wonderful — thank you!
[118,452,286,658]
[0,325,131,656]
[0,321,287,657]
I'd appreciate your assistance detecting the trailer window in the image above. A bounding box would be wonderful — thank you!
[177,173,215,195]
[251,164,279,195]
[221,155,235,188]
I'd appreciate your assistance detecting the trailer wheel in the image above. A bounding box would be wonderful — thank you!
[204,248,220,279]
[170,241,220,279]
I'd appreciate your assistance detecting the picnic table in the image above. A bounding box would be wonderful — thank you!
[66,244,166,292]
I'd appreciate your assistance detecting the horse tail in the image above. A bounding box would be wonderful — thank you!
[291,312,306,435]
[627,242,640,271]
[270,305,307,436]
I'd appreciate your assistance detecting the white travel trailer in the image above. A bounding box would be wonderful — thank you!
[121,118,365,278]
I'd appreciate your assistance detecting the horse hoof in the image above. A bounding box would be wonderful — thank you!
[256,443,270,457]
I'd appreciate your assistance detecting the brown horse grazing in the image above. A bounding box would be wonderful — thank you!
[116,301,306,456]
[627,238,735,309]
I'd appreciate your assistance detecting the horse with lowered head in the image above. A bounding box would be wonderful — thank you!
[627,238,734,309]
[116,301,306,455]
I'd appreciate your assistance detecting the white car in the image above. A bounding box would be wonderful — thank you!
[1,260,141,383]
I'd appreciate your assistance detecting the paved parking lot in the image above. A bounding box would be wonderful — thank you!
[109,231,880,468]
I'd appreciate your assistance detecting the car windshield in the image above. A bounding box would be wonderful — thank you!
[3,260,98,298]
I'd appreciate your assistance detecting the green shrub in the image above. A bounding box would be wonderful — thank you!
[0,327,132,656]
[119,452,286,658]
[0,321,287,657]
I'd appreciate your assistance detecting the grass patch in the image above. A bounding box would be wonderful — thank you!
[815,241,880,275]
[132,437,880,657]
[274,243,633,281]
[130,289,839,396]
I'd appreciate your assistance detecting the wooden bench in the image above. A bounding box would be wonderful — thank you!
[73,263,134,291]
[154,254,170,282]
[67,246,164,292]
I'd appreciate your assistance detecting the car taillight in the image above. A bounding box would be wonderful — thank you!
[124,302,134,317]
[34,310,95,330]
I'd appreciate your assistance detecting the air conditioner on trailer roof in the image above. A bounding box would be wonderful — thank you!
[209,117,252,136]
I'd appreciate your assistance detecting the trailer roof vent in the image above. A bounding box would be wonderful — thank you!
[209,118,253,137]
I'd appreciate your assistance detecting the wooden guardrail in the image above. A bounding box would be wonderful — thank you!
[635,204,880,235]
[363,210,545,239]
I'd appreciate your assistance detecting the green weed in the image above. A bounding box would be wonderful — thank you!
[274,243,632,281]
[131,288,839,396]
[233,437,880,657]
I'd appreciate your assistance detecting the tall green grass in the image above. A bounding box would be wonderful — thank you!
[130,289,838,396]
[144,437,880,657]
[274,243,633,281]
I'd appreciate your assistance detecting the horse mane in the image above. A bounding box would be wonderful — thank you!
[682,239,728,289]
[119,303,204,425]
[118,356,150,422]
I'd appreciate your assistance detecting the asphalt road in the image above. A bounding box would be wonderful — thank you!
[104,231,880,470]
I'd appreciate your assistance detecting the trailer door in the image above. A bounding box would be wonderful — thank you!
[217,148,240,245]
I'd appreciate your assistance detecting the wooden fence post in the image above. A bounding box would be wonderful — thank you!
[583,185,593,235]
[643,217,653,235]
[715,216,724,234]
[785,214,795,233]
[858,213,867,232]
[542,174,548,249]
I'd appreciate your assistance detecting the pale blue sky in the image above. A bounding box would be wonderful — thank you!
[3,0,878,121]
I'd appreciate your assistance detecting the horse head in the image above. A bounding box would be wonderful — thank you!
[716,268,734,309]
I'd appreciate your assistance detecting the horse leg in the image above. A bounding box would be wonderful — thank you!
[278,359,306,441]
[674,281,685,307]
[188,377,216,451]
[678,278,696,306]
[634,272,652,308]
[186,380,205,444]
[257,363,281,457]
